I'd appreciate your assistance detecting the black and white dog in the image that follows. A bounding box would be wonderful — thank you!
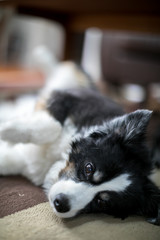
[0,62,160,225]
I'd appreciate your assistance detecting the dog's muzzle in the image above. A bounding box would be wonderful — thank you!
[48,179,95,218]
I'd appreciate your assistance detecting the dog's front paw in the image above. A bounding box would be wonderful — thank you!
[147,217,160,226]
[147,205,160,226]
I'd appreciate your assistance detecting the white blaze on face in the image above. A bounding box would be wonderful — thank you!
[48,173,132,218]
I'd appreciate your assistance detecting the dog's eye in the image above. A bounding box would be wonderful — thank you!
[85,163,94,176]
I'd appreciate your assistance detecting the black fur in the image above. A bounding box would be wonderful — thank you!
[151,125,160,168]
[47,88,160,225]
[47,88,124,129]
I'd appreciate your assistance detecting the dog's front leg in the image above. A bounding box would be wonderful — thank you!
[0,110,62,145]
[147,204,160,226]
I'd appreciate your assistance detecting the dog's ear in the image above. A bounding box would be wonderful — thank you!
[110,110,152,144]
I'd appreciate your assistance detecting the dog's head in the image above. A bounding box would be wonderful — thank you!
[47,110,160,220]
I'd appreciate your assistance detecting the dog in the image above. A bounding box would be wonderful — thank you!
[0,62,160,225]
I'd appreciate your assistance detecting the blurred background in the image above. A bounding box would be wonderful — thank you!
[0,0,160,116]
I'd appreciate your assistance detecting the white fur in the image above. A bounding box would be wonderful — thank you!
[48,173,132,218]
[41,61,91,100]
[43,160,67,193]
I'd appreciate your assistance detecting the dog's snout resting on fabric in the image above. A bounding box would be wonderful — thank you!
[53,193,70,213]
[0,87,160,225]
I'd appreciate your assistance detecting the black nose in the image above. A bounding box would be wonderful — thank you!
[53,193,70,213]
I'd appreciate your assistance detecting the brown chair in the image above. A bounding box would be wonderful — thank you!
[101,31,160,85]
